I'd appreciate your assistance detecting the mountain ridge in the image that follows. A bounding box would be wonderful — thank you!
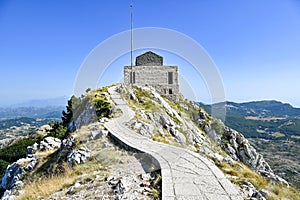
[0,106,64,120]
[0,85,299,199]
[198,100,300,140]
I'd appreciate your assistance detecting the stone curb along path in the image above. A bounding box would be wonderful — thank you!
[105,85,243,200]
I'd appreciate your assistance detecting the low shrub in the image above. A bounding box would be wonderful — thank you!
[0,159,9,177]
[0,137,37,163]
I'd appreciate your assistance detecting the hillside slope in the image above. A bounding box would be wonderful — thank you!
[106,86,242,199]
[0,85,299,200]
[199,101,300,190]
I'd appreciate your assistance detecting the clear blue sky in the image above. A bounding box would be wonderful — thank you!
[1,0,300,107]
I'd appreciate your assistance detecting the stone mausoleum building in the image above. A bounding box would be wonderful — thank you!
[124,51,179,101]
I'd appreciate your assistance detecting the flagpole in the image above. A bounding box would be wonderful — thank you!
[130,3,133,68]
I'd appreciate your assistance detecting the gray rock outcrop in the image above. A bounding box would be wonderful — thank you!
[258,170,289,186]
[1,157,37,200]
[90,130,108,140]
[240,181,266,200]
[130,121,154,137]
[221,127,272,172]
[201,120,290,186]
[67,147,90,165]
[128,88,137,101]
[74,105,96,129]
[1,136,63,199]
[27,136,61,156]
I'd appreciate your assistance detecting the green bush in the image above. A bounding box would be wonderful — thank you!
[0,138,37,163]
[48,121,68,140]
[135,88,152,99]
[93,97,111,118]
[211,119,225,135]
[0,159,9,177]
[62,96,78,127]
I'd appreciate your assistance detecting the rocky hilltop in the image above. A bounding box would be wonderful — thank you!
[199,100,300,190]
[0,85,299,200]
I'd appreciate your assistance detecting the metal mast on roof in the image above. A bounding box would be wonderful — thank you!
[130,2,133,68]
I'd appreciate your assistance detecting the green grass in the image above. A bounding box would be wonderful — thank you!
[134,88,152,99]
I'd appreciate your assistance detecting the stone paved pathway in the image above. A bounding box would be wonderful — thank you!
[105,86,243,200]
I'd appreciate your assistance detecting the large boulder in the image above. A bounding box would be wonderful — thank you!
[67,147,90,165]
[258,170,289,186]
[39,137,61,151]
[57,135,77,161]
[128,88,137,101]
[240,181,266,200]
[61,135,77,150]
[204,124,222,144]
[184,120,205,144]
[151,90,182,122]
[26,137,61,156]
[90,130,108,140]
[1,157,37,198]
[168,126,186,143]
[130,121,154,137]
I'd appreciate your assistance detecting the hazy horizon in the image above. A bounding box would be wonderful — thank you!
[1,93,299,109]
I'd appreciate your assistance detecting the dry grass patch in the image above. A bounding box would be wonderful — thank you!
[19,157,111,200]
[130,113,151,124]
[152,131,172,145]
[74,159,108,176]
[267,183,300,200]
[19,164,76,200]
[92,148,121,166]
[215,160,267,189]
[215,160,300,199]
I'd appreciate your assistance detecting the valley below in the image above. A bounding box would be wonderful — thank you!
[0,106,63,148]
[249,138,300,191]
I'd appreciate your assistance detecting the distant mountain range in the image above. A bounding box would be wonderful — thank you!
[198,100,300,141]
[0,96,68,120]
[10,96,69,108]
[0,106,64,120]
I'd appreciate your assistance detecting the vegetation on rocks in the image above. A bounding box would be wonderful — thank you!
[72,87,112,123]
[0,159,9,179]
[93,95,111,118]
[0,137,40,178]
[200,100,300,190]
[0,138,37,163]
[123,85,300,200]
[1,86,160,200]
[18,120,158,200]
[1,85,300,199]
[215,158,300,200]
